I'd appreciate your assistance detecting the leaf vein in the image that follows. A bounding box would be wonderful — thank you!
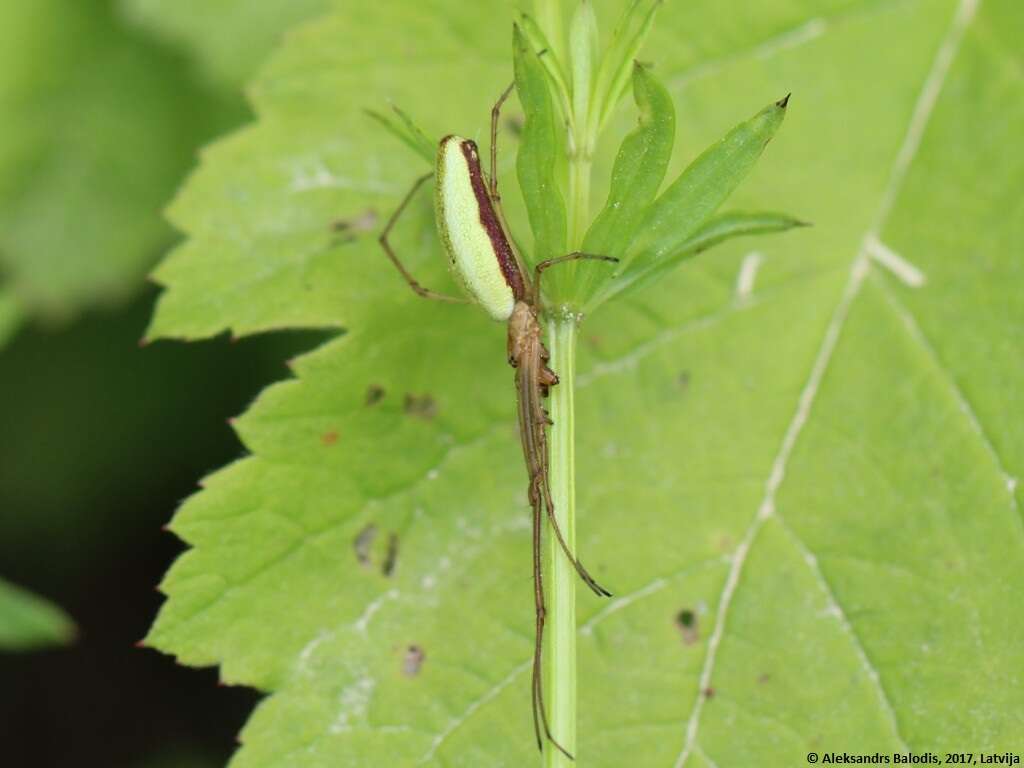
[672,0,980,762]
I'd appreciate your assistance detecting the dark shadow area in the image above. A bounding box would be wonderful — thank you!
[0,289,332,767]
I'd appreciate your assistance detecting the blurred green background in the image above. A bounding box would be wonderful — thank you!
[0,1,326,765]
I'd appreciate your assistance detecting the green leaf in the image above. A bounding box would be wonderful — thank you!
[0,0,235,329]
[533,0,567,65]
[0,577,74,651]
[147,0,1024,765]
[610,96,788,295]
[578,63,675,302]
[519,13,573,118]
[591,0,662,132]
[514,24,568,276]
[606,210,808,303]
[366,106,436,167]
[122,0,330,89]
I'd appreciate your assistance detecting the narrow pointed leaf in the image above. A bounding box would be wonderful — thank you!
[592,0,662,131]
[619,96,789,287]
[532,0,566,65]
[577,63,675,304]
[519,13,572,117]
[514,24,567,271]
[365,105,435,166]
[607,211,808,303]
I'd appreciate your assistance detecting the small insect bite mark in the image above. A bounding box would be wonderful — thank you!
[675,608,700,645]
[321,431,339,446]
[402,645,426,677]
[365,384,386,406]
[353,523,378,568]
[403,393,438,420]
[330,208,380,241]
[382,532,399,577]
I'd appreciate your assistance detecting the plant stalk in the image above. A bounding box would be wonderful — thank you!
[567,150,593,250]
[545,317,578,768]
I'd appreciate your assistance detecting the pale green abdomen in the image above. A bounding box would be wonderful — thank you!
[434,136,518,321]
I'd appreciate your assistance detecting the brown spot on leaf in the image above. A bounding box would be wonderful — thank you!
[402,644,426,677]
[675,608,699,645]
[678,370,691,390]
[382,532,399,577]
[757,673,771,685]
[403,393,437,420]
[321,431,339,446]
[365,384,386,406]
[703,687,715,699]
[331,208,379,237]
[353,523,378,568]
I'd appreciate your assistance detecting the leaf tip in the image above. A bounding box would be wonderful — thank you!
[776,93,792,109]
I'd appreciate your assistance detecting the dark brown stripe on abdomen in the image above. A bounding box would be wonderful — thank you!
[458,139,527,302]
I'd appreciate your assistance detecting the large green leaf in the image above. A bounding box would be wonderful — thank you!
[146,0,1024,765]
[0,0,235,328]
[0,577,74,651]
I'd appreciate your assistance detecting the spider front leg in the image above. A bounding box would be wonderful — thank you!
[377,172,466,303]
[534,251,619,299]
[489,81,515,204]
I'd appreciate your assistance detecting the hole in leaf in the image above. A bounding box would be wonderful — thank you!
[675,608,699,645]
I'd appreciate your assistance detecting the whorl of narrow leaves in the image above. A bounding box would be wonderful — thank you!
[576,63,675,304]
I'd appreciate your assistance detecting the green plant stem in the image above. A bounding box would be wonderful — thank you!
[545,317,578,768]
[567,149,593,250]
